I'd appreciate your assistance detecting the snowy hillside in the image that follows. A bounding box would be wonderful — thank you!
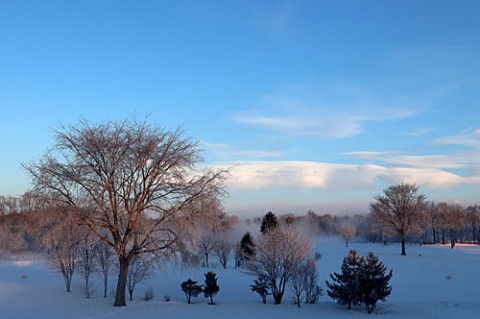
[1,237,479,319]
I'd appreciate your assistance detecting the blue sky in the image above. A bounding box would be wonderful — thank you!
[1,0,479,216]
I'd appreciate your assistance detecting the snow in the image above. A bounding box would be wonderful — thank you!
[1,237,479,319]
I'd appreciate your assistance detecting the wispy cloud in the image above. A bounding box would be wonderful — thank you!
[231,87,421,139]
[346,151,474,170]
[402,128,434,136]
[202,141,284,161]
[433,128,480,147]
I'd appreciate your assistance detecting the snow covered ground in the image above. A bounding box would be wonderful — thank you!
[1,237,479,319]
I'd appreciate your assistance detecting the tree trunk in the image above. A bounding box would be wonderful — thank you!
[273,292,283,304]
[432,227,436,244]
[449,229,455,249]
[401,238,406,256]
[296,294,301,308]
[129,288,133,301]
[114,257,129,307]
[64,275,72,292]
[366,302,375,314]
[85,275,90,298]
[103,276,108,298]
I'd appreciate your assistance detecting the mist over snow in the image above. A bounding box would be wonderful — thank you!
[1,238,480,319]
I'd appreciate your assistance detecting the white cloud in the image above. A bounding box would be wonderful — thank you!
[433,128,480,147]
[209,160,480,192]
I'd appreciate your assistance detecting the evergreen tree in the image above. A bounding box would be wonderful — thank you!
[240,232,256,264]
[250,274,271,304]
[359,252,393,314]
[180,278,203,304]
[204,271,220,305]
[260,211,278,235]
[327,250,393,314]
[326,250,364,309]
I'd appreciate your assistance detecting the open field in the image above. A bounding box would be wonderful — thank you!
[1,237,479,319]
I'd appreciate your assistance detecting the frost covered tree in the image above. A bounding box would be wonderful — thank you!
[326,249,364,309]
[359,252,393,314]
[370,183,426,255]
[340,226,356,248]
[24,119,227,306]
[250,226,312,304]
[204,271,219,305]
[181,279,203,304]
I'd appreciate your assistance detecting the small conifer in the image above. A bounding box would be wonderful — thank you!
[180,278,203,304]
[204,272,220,305]
[326,250,364,309]
[359,252,393,314]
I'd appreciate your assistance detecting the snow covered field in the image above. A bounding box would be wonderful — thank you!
[1,237,479,319]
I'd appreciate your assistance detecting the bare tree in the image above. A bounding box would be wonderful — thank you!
[214,237,232,269]
[466,205,480,243]
[424,201,441,243]
[24,119,227,306]
[370,183,425,255]
[76,230,97,298]
[249,226,313,304]
[43,209,81,292]
[289,256,322,308]
[438,202,465,248]
[303,257,323,304]
[196,235,216,268]
[340,226,356,248]
[127,254,155,301]
[94,240,115,298]
[290,265,307,308]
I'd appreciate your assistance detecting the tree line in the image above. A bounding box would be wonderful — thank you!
[368,183,480,254]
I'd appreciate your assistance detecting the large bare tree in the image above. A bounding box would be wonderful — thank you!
[24,119,226,306]
[370,183,425,255]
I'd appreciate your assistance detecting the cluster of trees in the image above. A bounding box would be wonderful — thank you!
[368,183,480,255]
[0,119,228,307]
[5,118,471,313]
[235,212,323,307]
[327,250,393,314]
[0,193,49,216]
